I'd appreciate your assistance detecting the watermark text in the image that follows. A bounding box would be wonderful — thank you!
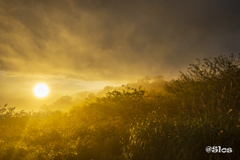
[205,146,232,153]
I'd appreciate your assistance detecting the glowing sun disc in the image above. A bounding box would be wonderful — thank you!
[33,83,49,98]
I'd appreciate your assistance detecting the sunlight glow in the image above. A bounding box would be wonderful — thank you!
[33,83,49,98]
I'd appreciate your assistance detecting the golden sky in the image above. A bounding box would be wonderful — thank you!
[0,0,240,110]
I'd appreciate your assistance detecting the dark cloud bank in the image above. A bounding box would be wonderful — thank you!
[0,0,240,81]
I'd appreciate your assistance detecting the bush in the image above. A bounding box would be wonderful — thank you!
[1,54,240,160]
[165,54,240,114]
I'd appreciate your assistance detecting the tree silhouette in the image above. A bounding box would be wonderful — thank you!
[165,54,240,113]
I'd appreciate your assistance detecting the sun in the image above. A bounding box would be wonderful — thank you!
[33,83,49,98]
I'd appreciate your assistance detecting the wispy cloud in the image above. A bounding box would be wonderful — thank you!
[0,0,240,81]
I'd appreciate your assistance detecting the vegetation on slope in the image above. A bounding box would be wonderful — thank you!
[1,54,240,160]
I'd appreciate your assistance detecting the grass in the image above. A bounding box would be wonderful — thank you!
[1,54,240,160]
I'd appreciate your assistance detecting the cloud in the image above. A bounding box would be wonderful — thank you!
[0,0,240,81]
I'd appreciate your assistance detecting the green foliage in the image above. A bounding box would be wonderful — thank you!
[0,54,240,160]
